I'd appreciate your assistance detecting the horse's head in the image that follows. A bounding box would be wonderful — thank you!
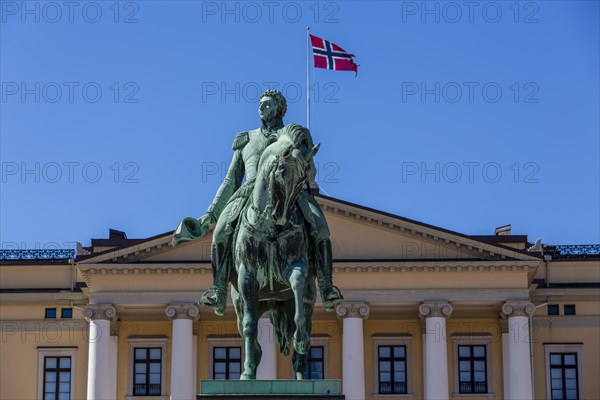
[255,124,319,227]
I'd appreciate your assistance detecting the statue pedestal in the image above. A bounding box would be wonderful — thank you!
[198,380,344,399]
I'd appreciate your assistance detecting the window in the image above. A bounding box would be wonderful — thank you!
[45,308,57,318]
[458,345,487,394]
[61,308,73,319]
[37,348,76,400]
[43,356,71,399]
[378,345,407,394]
[291,335,329,380]
[372,335,413,397]
[213,347,242,379]
[564,305,576,315]
[549,353,579,399]
[548,305,559,315]
[133,348,162,396]
[127,337,167,397]
[544,344,583,400]
[452,334,493,397]
[303,346,324,379]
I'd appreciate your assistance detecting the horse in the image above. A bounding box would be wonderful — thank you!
[230,124,320,380]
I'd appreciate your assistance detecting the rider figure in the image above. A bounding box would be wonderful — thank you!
[172,90,343,316]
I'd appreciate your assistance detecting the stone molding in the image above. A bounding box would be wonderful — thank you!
[83,304,117,322]
[501,302,535,318]
[419,302,453,319]
[165,303,200,320]
[336,302,370,320]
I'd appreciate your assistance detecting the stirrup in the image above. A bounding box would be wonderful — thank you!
[323,285,343,312]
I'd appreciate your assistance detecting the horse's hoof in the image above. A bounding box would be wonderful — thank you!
[240,372,255,380]
[214,307,226,317]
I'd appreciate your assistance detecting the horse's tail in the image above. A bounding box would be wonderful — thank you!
[268,306,294,357]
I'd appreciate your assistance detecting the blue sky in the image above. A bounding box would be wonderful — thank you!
[1,0,598,249]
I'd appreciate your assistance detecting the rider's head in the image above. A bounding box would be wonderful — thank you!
[259,90,287,123]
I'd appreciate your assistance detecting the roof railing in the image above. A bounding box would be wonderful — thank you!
[0,249,76,260]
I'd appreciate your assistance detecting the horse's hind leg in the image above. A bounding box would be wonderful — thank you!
[288,263,309,355]
[238,263,260,380]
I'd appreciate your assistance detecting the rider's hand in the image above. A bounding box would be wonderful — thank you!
[196,214,212,235]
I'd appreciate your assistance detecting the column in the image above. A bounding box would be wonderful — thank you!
[502,302,534,400]
[336,302,370,400]
[84,304,117,400]
[419,302,453,400]
[108,323,119,400]
[256,317,277,379]
[166,304,200,400]
[500,318,511,399]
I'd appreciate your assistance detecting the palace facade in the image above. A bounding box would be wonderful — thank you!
[1,194,599,400]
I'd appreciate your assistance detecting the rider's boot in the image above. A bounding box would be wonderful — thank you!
[199,242,228,316]
[314,239,343,312]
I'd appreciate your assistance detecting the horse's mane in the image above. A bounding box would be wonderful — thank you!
[278,124,313,154]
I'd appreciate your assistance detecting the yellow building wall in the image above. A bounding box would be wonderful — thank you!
[0,305,88,400]
[116,321,172,400]
[532,325,600,399]
[446,319,505,400]
[363,319,424,399]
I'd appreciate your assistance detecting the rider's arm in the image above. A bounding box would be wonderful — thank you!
[205,132,248,223]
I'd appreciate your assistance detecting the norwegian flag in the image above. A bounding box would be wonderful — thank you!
[310,34,358,76]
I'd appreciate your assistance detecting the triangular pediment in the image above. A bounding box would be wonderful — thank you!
[76,195,539,265]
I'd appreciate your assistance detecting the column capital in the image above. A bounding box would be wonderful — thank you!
[84,304,117,322]
[165,303,200,320]
[501,301,535,318]
[419,302,453,319]
[336,302,370,320]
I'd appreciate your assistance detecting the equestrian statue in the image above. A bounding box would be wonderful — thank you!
[171,90,343,379]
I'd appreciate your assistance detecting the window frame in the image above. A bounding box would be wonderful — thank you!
[61,308,73,319]
[45,308,57,319]
[544,344,584,400]
[287,335,330,379]
[212,346,243,380]
[457,344,488,394]
[127,337,167,398]
[207,336,245,380]
[371,334,413,398]
[304,345,325,380]
[547,305,559,316]
[133,347,163,396]
[451,334,494,397]
[37,347,77,400]
[563,305,576,316]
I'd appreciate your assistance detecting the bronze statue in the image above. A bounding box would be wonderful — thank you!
[232,123,318,378]
[172,90,342,317]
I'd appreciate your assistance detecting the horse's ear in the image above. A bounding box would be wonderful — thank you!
[306,143,320,161]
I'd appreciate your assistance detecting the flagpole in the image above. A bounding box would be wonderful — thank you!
[306,26,311,130]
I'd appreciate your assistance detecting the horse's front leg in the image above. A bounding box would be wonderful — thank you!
[288,261,309,356]
[238,263,260,380]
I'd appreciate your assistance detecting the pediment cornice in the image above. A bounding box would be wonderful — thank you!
[75,195,540,264]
